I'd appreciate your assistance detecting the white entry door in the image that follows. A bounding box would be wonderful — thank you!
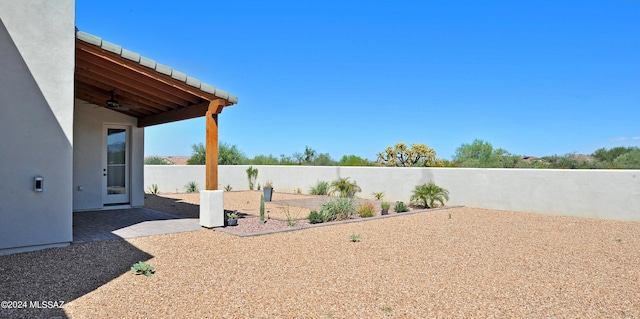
[102,125,130,205]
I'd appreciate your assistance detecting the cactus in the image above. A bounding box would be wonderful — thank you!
[260,194,265,224]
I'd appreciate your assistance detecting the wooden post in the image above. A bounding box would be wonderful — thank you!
[205,100,224,190]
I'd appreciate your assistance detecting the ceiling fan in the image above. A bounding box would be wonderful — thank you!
[103,90,140,111]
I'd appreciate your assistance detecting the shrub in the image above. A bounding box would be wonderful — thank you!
[356,202,375,218]
[309,180,329,195]
[131,261,155,277]
[146,184,159,194]
[320,197,356,221]
[185,181,199,193]
[246,166,258,190]
[308,210,324,224]
[381,201,391,211]
[410,182,450,208]
[329,177,361,198]
[394,201,409,213]
[349,234,361,242]
[371,191,385,200]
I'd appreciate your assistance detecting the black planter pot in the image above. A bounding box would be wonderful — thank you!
[381,209,389,216]
[263,187,273,202]
[227,219,238,226]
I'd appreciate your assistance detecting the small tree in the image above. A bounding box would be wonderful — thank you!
[246,166,258,190]
[410,182,450,208]
[329,177,361,198]
[219,142,246,165]
[376,142,439,167]
[187,143,206,165]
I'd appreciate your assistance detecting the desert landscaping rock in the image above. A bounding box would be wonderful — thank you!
[1,193,639,318]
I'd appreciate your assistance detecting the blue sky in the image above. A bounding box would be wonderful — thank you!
[76,0,640,160]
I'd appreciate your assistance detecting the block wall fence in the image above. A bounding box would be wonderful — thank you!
[144,165,640,222]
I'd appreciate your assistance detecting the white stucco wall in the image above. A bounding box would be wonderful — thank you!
[73,99,145,211]
[145,165,640,222]
[0,0,75,254]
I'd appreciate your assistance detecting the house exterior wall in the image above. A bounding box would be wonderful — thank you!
[0,0,76,255]
[73,100,145,211]
[145,165,640,222]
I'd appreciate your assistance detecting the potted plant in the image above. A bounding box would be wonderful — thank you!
[226,211,238,226]
[263,180,274,202]
[380,201,391,215]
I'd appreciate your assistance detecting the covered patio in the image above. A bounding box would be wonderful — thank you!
[74,29,237,195]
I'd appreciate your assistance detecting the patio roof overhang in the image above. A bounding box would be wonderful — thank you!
[74,30,237,128]
[74,30,237,190]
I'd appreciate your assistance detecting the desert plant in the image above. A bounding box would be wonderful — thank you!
[320,197,356,221]
[394,201,409,213]
[329,177,362,198]
[349,234,361,242]
[264,180,273,188]
[371,191,385,200]
[246,166,258,190]
[309,180,329,195]
[146,184,159,194]
[410,182,450,208]
[282,205,299,227]
[295,188,302,195]
[356,202,375,218]
[259,194,265,224]
[376,142,440,167]
[381,201,391,211]
[226,211,238,220]
[185,181,199,193]
[224,184,233,191]
[131,261,155,277]
[308,210,324,224]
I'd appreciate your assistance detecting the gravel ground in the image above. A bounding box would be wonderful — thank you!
[1,202,640,318]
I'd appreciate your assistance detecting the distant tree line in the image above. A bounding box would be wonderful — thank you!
[145,140,640,169]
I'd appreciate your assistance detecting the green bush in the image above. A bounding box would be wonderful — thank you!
[309,180,329,195]
[356,202,375,218]
[329,177,361,198]
[381,201,391,211]
[308,210,324,224]
[146,184,159,194]
[246,166,258,190]
[394,201,409,213]
[131,261,155,277]
[410,182,450,208]
[185,181,199,193]
[320,197,356,221]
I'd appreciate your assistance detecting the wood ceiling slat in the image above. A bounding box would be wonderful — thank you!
[138,101,213,127]
[75,83,155,116]
[75,92,151,117]
[76,40,214,103]
[75,74,171,112]
[75,58,191,107]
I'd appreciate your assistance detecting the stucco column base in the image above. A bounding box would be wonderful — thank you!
[200,190,224,228]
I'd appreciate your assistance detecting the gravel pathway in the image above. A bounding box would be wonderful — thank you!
[1,204,639,318]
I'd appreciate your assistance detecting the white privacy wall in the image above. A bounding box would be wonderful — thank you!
[144,165,640,222]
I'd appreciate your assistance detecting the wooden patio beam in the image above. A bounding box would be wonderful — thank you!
[205,99,227,190]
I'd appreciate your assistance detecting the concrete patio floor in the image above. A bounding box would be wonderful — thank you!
[72,208,201,243]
